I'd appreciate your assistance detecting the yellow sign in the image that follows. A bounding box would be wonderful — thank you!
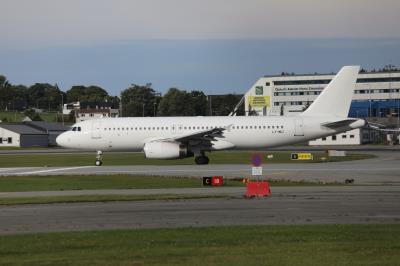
[291,153,313,160]
[248,96,270,107]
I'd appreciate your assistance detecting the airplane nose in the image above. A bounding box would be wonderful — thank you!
[56,133,67,147]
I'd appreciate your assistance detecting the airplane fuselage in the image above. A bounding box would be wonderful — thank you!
[57,115,364,151]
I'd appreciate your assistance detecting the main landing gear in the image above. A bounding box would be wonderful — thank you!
[195,155,209,165]
[95,151,103,166]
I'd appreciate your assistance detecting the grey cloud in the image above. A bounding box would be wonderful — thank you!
[1,0,399,48]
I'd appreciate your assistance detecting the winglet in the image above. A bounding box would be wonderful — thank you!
[301,66,360,118]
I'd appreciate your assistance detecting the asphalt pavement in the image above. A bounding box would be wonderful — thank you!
[0,151,399,184]
[0,186,399,235]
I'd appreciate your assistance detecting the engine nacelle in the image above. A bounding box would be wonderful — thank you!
[143,142,192,159]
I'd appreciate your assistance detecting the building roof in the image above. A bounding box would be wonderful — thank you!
[77,109,117,114]
[24,121,69,131]
[263,70,400,79]
[0,124,47,135]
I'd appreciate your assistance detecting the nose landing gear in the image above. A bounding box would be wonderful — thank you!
[95,151,103,166]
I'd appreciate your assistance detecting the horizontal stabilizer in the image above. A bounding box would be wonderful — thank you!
[321,119,359,129]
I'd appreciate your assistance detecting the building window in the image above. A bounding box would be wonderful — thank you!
[342,135,347,138]
[0,138,2,144]
[322,137,326,141]
[350,135,355,138]
[265,82,270,86]
[332,135,337,141]
[8,137,12,143]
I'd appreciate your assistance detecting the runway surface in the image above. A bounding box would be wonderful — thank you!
[1,151,399,184]
[0,145,398,154]
[0,186,399,235]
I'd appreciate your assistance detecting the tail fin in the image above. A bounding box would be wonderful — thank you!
[301,66,360,118]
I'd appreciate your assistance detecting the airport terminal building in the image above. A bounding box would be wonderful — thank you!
[245,69,400,145]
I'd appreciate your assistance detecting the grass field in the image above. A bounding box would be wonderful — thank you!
[0,175,203,192]
[0,151,374,167]
[0,194,226,205]
[0,175,332,193]
[0,111,68,123]
[0,225,398,265]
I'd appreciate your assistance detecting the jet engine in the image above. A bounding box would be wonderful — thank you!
[143,142,193,159]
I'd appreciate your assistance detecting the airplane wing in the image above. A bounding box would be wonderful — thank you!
[173,127,226,142]
[321,119,359,129]
[145,127,227,144]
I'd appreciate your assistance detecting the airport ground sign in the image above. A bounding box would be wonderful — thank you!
[291,153,313,160]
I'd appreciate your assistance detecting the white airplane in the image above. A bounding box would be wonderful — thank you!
[56,66,365,166]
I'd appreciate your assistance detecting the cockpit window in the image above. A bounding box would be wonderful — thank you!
[71,126,82,132]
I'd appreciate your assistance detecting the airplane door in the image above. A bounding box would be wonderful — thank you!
[294,118,304,136]
[91,120,102,139]
[171,124,183,135]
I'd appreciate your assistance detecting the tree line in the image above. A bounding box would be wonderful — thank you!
[0,74,244,118]
[120,84,244,116]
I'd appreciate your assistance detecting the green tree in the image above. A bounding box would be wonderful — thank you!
[24,108,43,121]
[190,90,208,116]
[121,84,158,117]
[158,88,196,116]
[28,83,62,111]
[0,75,13,110]
[0,75,6,87]
[66,85,108,103]
[209,94,244,116]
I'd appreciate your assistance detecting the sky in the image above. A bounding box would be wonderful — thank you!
[1,0,400,95]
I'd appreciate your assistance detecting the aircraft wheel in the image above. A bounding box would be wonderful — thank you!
[95,160,103,166]
[195,156,209,165]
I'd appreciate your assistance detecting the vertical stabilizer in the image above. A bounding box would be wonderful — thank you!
[301,66,360,117]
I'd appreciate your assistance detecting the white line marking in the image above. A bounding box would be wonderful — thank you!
[0,168,28,172]
[15,166,96,175]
